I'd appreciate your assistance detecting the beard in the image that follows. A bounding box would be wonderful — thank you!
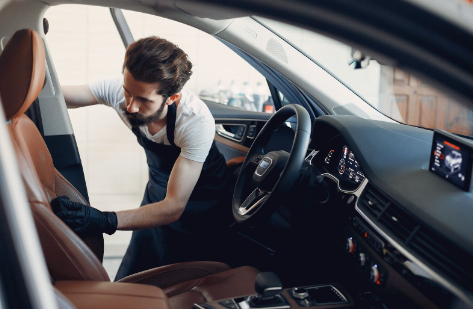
[119,100,166,128]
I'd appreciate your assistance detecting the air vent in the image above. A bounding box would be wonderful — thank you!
[379,204,419,242]
[359,184,390,218]
[358,184,473,291]
[410,229,473,290]
[266,39,288,64]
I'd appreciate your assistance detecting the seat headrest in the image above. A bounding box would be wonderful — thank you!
[0,29,45,121]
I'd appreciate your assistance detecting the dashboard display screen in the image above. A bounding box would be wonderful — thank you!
[336,145,365,185]
[430,130,473,191]
[314,136,366,190]
[322,143,365,188]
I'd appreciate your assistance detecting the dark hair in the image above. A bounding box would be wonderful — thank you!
[123,36,193,98]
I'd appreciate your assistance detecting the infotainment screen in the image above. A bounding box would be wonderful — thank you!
[429,129,473,191]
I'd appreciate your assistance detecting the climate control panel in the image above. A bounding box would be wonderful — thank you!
[345,218,388,288]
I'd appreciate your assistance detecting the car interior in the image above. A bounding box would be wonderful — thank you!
[1,0,473,309]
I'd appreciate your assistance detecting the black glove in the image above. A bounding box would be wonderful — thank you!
[51,196,118,236]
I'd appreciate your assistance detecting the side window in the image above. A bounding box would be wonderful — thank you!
[121,10,272,113]
[279,91,291,108]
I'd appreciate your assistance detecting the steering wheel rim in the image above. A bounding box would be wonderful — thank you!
[232,104,311,225]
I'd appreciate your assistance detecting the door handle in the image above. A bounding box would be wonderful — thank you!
[215,124,246,142]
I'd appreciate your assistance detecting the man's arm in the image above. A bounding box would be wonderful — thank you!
[62,85,98,108]
[116,156,204,230]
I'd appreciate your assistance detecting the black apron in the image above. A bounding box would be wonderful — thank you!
[115,103,230,280]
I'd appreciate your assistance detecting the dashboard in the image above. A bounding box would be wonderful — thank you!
[307,115,473,309]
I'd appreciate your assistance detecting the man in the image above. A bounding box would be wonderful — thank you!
[58,36,230,280]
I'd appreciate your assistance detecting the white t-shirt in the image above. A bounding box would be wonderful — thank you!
[89,78,215,163]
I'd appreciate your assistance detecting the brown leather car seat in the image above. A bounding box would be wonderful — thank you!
[0,29,259,309]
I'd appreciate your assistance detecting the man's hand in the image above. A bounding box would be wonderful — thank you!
[51,196,118,236]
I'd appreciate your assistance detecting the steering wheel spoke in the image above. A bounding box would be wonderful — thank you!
[250,155,265,167]
[238,188,270,216]
[232,105,311,225]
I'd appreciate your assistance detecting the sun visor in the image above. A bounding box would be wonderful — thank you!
[175,1,249,19]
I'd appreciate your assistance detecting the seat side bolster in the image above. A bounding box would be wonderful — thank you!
[54,168,105,262]
[54,168,89,205]
[118,261,231,289]
[32,202,110,282]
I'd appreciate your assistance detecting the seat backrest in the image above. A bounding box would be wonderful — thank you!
[0,29,109,283]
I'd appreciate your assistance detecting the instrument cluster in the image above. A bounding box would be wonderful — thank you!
[311,136,365,191]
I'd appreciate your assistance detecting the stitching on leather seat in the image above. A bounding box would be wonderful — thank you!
[61,291,166,299]
[125,267,215,283]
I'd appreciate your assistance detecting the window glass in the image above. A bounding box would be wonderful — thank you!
[257,17,473,136]
[122,10,271,112]
[279,91,291,107]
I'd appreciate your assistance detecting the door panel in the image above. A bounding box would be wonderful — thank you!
[205,100,271,161]
[214,133,248,160]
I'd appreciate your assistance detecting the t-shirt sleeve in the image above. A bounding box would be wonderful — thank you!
[88,77,124,109]
[178,114,215,163]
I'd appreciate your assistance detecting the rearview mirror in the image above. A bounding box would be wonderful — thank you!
[349,49,371,69]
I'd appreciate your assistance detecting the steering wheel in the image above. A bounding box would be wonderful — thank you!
[232,104,311,226]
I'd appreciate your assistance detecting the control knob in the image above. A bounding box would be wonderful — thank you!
[292,288,309,299]
[370,265,380,284]
[292,288,311,307]
[357,252,367,267]
[346,237,355,254]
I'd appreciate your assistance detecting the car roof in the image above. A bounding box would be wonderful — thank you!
[3,0,468,111]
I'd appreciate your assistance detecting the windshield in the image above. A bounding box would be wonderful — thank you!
[256,17,473,137]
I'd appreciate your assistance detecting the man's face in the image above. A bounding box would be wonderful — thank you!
[121,69,168,127]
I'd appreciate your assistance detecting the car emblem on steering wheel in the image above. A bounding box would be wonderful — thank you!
[255,157,272,176]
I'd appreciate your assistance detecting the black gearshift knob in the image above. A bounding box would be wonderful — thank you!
[255,272,283,301]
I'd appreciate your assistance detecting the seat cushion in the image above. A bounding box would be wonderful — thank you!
[55,281,170,309]
[119,262,259,309]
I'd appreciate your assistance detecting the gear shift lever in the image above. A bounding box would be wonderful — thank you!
[249,272,288,308]
[255,272,283,301]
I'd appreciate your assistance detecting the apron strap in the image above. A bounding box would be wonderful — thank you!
[166,103,177,147]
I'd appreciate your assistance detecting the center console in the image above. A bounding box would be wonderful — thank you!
[193,273,354,309]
